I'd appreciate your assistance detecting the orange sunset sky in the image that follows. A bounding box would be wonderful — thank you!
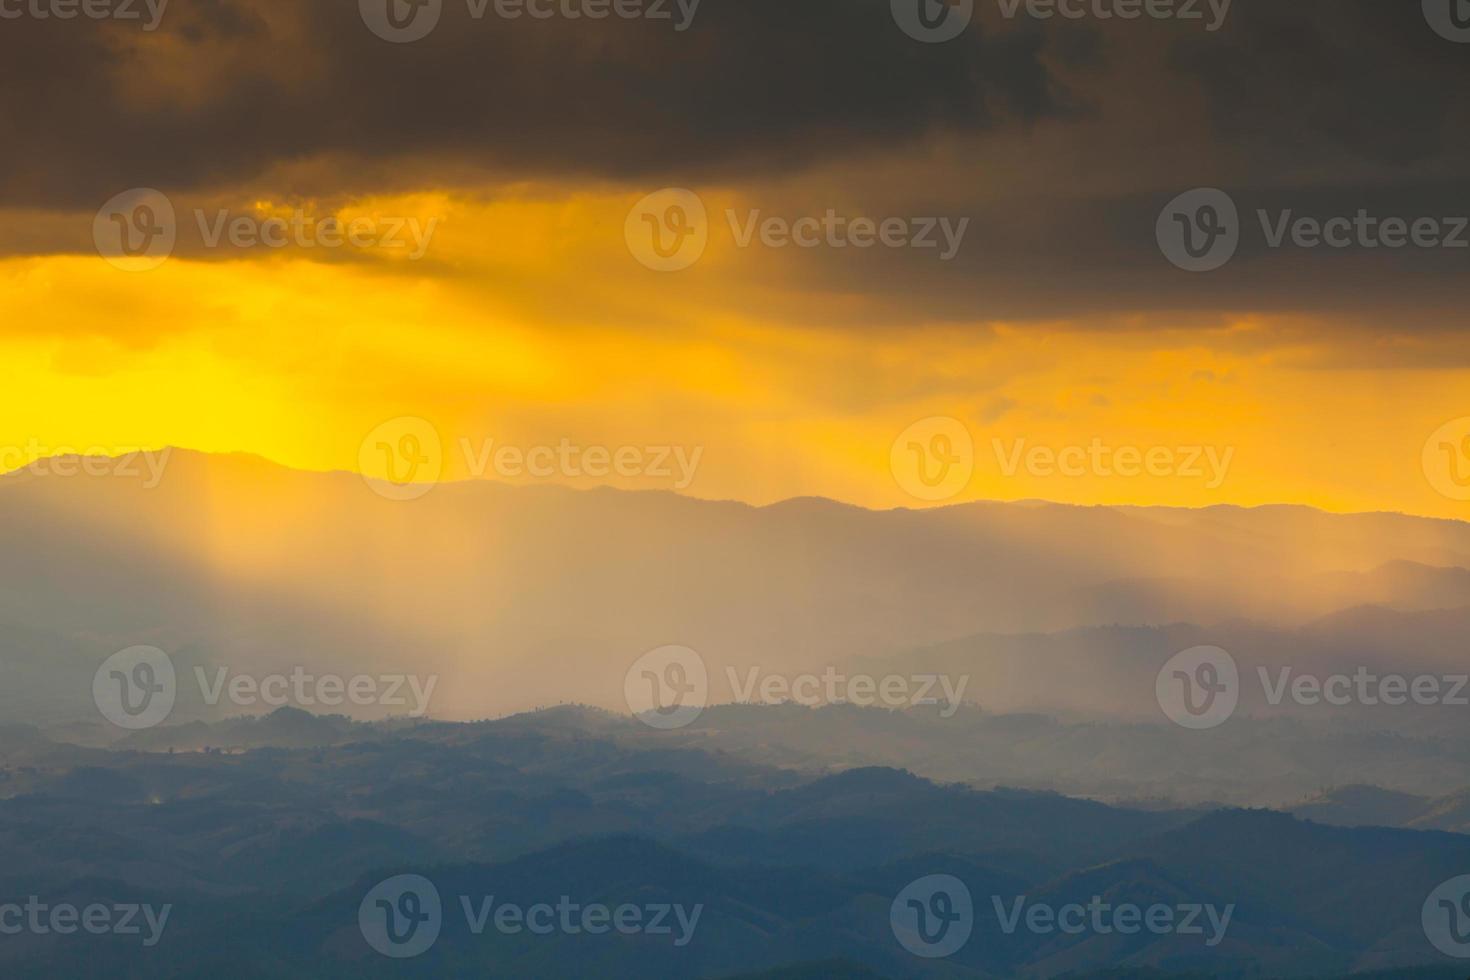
[1,1,1466,519]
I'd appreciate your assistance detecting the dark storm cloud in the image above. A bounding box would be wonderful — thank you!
[0,0,1073,207]
[720,0,1470,335]
[2,0,1467,339]
[1170,0,1469,168]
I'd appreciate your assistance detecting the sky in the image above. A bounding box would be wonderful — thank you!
[1,0,1468,517]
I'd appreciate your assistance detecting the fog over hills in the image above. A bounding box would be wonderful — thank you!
[3,449,1469,728]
